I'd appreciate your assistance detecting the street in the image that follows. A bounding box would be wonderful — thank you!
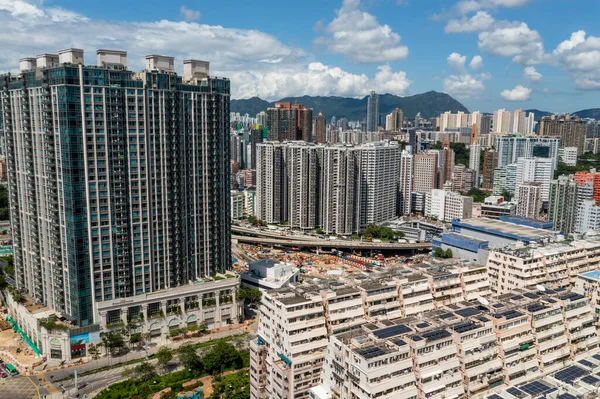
[46,327,250,398]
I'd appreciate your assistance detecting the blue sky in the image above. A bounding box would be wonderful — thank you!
[1,0,600,113]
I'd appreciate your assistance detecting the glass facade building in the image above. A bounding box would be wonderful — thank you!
[1,51,231,326]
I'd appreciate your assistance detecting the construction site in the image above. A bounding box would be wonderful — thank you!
[232,241,430,279]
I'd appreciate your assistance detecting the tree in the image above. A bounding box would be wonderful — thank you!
[450,142,469,166]
[501,189,514,202]
[88,344,100,360]
[132,362,156,379]
[156,347,174,369]
[247,215,257,225]
[315,228,324,235]
[434,247,453,259]
[466,188,487,203]
[430,141,443,150]
[203,342,243,375]
[178,344,203,370]
[100,330,127,356]
[237,287,262,306]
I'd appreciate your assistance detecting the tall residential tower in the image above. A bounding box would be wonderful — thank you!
[1,50,233,326]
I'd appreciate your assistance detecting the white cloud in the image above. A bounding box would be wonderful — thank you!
[469,55,483,71]
[454,0,533,15]
[315,0,408,63]
[443,52,489,99]
[551,31,600,90]
[443,75,486,99]
[447,52,467,74]
[0,0,411,100]
[445,11,494,33]
[478,22,544,65]
[500,85,531,101]
[0,0,44,18]
[523,66,542,82]
[230,63,411,99]
[180,6,200,22]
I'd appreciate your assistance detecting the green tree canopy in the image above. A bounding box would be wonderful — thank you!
[237,287,262,305]
[156,347,174,368]
[466,188,487,203]
[178,344,203,371]
[203,342,243,375]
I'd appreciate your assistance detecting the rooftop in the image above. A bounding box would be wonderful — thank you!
[454,217,555,241]
[581,270,600,282]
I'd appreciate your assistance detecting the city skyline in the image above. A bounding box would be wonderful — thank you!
[0,0,598,113]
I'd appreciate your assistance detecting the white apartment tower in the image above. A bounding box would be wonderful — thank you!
[320,146,361,235]
[256,142,287,224]
[469,143,481,186]
[515,157,555,202]
[359,141,400,227]
[286,143,321,230]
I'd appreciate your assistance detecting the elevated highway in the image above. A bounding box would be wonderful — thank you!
[232,234,432,252]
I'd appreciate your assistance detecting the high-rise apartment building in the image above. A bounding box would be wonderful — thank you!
[452,165,476,192]
[558,146,578,166]
[248,128,263,170]
[515,157,555,201]
[548,175,579,235]
[414,151,438,193]
[286,143,321,229]
[320,146,360,235]
[366,91,379,133]
[482,151,499,190]
[385,107,403,132]
[398,150,413,215]
[492,108,534,135]
[575,171,600,205]
[539,114,587,154]
[495,136,560,168]
[266,102,313,142]
[516,182,542,219]
[359,141,400,227]
[425,189,473,221]
[256,142,287,224]
[315,112,326,144]
[576,199,600,234]
[1,50,232,327]
[480,113,492,135]
[439,146,455,187]
[493,167,507,196]
[469,143,481,185]
[256,141,399,234]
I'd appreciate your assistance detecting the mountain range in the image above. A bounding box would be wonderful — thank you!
[230,92,600,123]
[231,91,469,121]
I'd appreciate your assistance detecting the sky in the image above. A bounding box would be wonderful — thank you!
[1,0,600,113]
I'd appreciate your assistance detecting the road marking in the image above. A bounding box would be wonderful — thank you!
[25,376,41,399]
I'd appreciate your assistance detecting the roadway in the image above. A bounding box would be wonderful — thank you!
[232,226,316,241]
[48,327,249,398]
[232,235,432,251]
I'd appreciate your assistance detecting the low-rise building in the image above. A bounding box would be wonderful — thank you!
[253,262,491,399]
[487,237,600,294]
[480,196,516,220]
[309,286,599,399]
[241,259,300,291]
